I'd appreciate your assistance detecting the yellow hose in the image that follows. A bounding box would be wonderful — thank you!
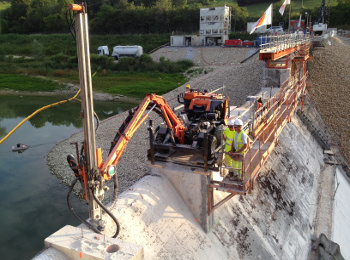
[0,89,81,145]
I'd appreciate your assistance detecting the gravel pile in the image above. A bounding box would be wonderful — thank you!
[47,47,264,196]
[308,36,350,164]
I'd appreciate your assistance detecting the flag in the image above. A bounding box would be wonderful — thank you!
[297,14,302,31]
[279,0,291,16]
[250,4,273,34]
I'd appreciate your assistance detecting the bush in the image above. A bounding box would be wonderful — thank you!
[90,54,116,71]
[32,39,43,60]
[139,53,153,64]
[116,57,138,72]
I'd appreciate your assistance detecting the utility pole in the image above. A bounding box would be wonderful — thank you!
[70,3,105,231]
[288,1,292,33]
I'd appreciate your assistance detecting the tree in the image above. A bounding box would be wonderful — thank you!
[154,0,172,12]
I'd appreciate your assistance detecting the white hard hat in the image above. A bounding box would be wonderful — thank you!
[227,118,235,126]
[233,119,243,126]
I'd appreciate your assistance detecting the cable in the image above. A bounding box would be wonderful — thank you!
[67,177,102,234]
[92,189,120,238]
[0,89,81,145]
[66,9,76,43]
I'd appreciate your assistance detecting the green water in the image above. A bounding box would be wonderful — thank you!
[0,95,135,259]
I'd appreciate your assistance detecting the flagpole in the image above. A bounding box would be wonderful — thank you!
[288,0,291,33]
[272,3,273,27]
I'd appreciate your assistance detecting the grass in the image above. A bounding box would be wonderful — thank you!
[92,72,187,98]
[0,74,64,91]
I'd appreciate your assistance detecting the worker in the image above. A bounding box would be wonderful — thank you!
[256,97,263,116]
[231,119,247,181]
[223,118,236,179]
[186,84,190,90]
[257,97,263,109]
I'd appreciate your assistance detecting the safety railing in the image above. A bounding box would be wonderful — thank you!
[241,72,307,188]
[259,32,311,54]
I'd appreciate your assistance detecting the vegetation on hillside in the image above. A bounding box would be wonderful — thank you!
[0,33,192,98]
[1,0,349,34]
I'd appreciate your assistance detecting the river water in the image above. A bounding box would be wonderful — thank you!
[0,95,134,259]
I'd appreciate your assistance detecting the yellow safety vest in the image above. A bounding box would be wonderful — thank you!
[233,130,247,154]
[223,128,235,152]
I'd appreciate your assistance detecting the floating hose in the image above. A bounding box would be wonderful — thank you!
[0,88,81,145]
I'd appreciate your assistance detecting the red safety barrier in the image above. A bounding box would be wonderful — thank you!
[242,40,254,47]
[225,39,242,46]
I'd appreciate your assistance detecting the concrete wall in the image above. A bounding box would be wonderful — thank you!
[149,163,212,233]
[263,68,291,88]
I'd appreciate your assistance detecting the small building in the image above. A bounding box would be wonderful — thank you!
[170,35,201,47]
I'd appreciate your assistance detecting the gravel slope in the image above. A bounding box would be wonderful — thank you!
[47,47,264,196]
[308,36,350,163]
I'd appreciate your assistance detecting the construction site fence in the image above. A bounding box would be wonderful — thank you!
[241,72,307,188]
[259,32,311,54]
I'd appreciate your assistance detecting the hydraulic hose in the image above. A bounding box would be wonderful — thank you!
[92,188,120,238]
[67,177,102,234]
[240,49,260,64]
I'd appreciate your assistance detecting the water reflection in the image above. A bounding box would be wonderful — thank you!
[0,95,135,137]
[0,95,134,259]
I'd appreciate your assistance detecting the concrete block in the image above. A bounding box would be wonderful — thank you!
[149,163,213,232]
[44,225,143,260]
[263,67,291,88]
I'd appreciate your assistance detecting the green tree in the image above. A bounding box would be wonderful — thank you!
[154,0,172,12]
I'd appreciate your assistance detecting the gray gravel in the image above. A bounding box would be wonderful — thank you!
[47,47,264,197]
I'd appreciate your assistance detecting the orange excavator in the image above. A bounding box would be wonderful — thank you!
[67,87,229,238]
[66,3,229,238]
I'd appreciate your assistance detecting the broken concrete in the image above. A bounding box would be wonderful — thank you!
[43,225,143,260]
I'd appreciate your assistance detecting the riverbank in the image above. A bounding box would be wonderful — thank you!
[0,86,143,104]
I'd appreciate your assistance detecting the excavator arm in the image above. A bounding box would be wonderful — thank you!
[99,94,187,180]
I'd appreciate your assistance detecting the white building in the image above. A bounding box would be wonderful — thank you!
[199,5,231,46]
[170,5,231,47]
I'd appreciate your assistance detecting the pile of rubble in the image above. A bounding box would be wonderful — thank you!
[308,37,350,164]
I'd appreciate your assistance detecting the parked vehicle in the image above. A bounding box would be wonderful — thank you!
[266,26,284,34]
[111,45,143,60]
[97,46,109,56]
